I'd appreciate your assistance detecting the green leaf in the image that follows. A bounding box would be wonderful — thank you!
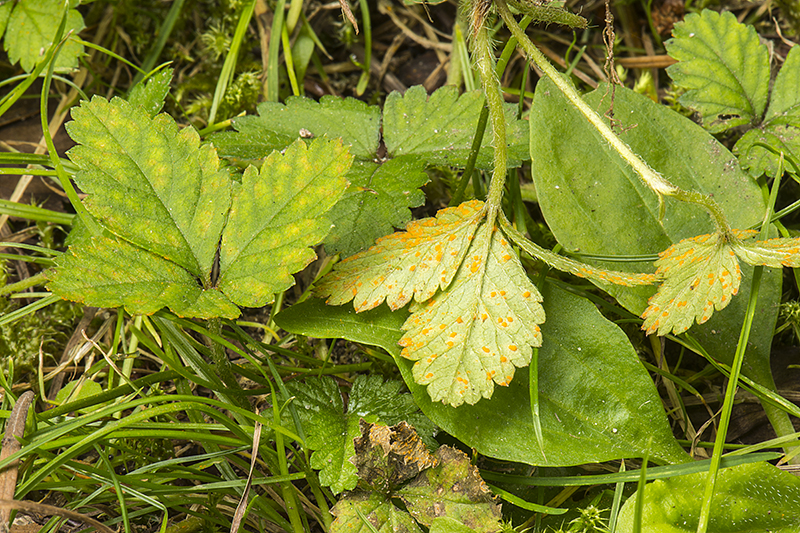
[4,0,85,72]
[529,77,787,456]
[212,95,381,164]
[127,68,173,117]
[734,45,800,177]
[326,155,429,257]
[66,96,231,280]
[317,201,485,312]
[217,138,351,307]
[383,86,529,169]
[285,375,434,494]
[665,9,769,133]
[731,232,800,267]
[616,462,800,532]
[331,493,423,533]
[397,446,501,533]
[47,234,239,318]
[273,297,408,357]
[0,1,13,40]
[399,221,545,406]
[51,95,352,318]
[287,283,688,466]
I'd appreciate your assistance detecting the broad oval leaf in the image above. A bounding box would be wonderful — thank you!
[529,78,783,401]
[666,9,769,133]
[280,286,688,466]
[616,462,800,532]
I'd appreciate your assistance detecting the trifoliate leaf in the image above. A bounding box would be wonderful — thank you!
[326,155,429,257]
[317,201,486,311]
[666,10,769,133]
[217,138,351,307]
[212,95,381,165]
[397,446,501,533]
[127,68,173,117]
[4,0,84,72]
[47,235,239,318]
[331,493,423,533]
[50,95,351,318]
[66,96,231,281]
[400,222,545,406]
[734,45,800,178]
[642,232,742,336]
[383,86,529,169]
[285,375,433,495]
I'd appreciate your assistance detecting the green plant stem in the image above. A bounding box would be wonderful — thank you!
[268,0,288,102]
[471,17,507,216]
[494,0,733,235]
[450,105,488,206]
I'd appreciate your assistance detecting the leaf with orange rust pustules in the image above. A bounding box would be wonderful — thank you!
[399,222,545,406]
[730,233,800,268]
[316,200,486,311]
[642,232,742,336]
[643,229,800,336]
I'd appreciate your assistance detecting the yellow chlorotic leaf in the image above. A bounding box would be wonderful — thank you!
[731,232,800,268]
[642,233,741,336]
[316,200,485,311]
[399,222,545,406]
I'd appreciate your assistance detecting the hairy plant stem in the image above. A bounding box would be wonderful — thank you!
[493,0,733,235]
[470,15,507,221]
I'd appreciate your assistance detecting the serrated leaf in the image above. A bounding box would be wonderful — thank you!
[128,69,173,117]
[397,446,501,533]
[643,230,800,335]
[400,221,545,406]
[331,493,423,533]
[665,10,769,133]
[4,0,84,72]
[734,46,800,177]
[0,1,12,39]
[326,155,429,257]
[616,462,800,532]
[212,95,381,164]
[383,86,529,169]
[217,138,351,307]
[46,235,239,318]
[642,233,743,336]
[285,375,433,494]
[730,232,800,267]
[66,96,231,280]
[317,200,486,311]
